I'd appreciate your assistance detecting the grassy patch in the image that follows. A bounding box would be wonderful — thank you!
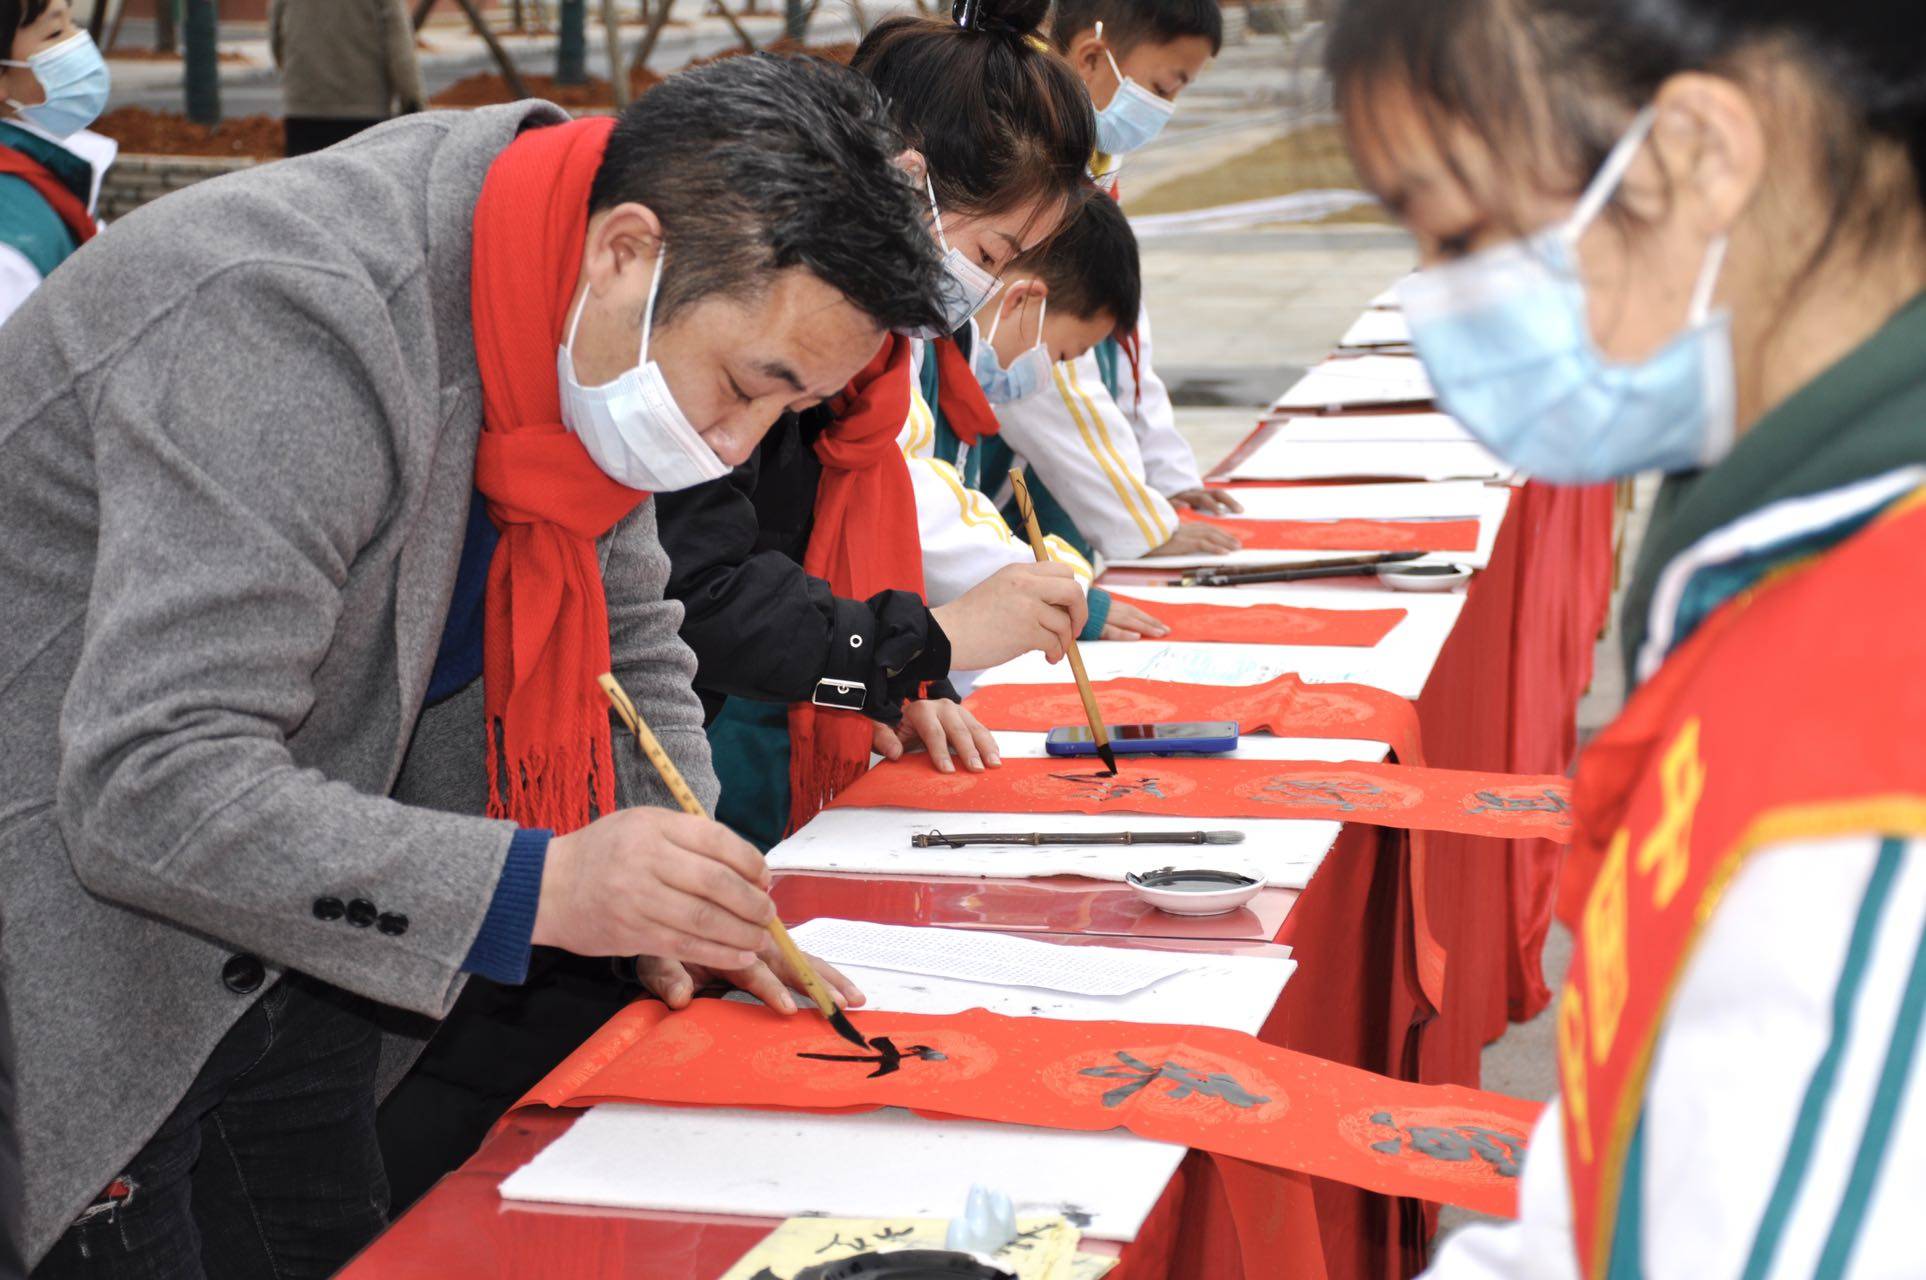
[1128,120,1389,224]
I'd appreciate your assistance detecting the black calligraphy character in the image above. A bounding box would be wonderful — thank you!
[1264,777,1383,812]
[1048,771,1169,803]
[1367,1113,1525,1178]
[814,1233,853,1256]
[1465,789,1572,820]
[1000,1224,1054,1255]
[1080,1051,1271,1109]
[873,1226,915,1244]
[798,1035,949,1079]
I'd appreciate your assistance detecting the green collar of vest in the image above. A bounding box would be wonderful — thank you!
[1622,289,1926,677]
[0,120,91,204]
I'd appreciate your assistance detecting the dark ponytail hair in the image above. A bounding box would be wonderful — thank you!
[1328,0,1926,265]
[852,0,1096,223]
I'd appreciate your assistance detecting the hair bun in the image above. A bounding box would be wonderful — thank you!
[952,0,1049,41]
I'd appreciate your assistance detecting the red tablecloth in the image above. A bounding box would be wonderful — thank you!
[342,455,1614,1280]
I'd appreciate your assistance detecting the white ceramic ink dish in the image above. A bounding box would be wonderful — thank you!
[1380,562,1472,592]
[1125,866,1265,916]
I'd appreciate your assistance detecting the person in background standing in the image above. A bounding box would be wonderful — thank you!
[269,0,423,157]
[0,0,114,326]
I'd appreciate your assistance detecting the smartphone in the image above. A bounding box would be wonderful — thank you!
[1044,721,1239,756]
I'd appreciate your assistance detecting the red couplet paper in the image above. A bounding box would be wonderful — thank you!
[1179,511,1481,553]
[1107,593,1403,647]
[515,1000,1544,1218]
[967,673,1425,761]
[826,755,1574,843]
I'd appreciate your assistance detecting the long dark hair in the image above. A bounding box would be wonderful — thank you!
[852,0,1095,224]
[1327,0,1926,275]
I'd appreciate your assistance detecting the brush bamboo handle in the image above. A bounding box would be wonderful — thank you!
[598,674,840,1020]
[1006,471,1112,754]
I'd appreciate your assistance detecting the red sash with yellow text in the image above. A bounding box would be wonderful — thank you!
[1559,489,1926,1277]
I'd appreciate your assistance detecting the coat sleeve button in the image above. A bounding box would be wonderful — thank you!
[376,912,409,937]
[221,954,265,995]
[346,898,378,928]
[312,896,345,922]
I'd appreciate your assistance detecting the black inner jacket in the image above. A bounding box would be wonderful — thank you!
[655,405,955,727]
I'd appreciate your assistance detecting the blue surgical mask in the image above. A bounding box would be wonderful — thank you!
[921,173,999,336]
[1091,23,1175,157]
[2,31,111,140]
[1398,108,1734,485]
[972,291,1052,404]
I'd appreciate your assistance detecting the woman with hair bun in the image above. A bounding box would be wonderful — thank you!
[658,0,1141,859]
[1327,0,1926,1275]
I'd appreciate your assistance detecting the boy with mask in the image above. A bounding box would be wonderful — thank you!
[991,0,1241,563]
[0,0,113,326]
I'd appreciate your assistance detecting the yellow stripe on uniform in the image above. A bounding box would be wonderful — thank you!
[899,385,935,459]
[1055,362,1168,549]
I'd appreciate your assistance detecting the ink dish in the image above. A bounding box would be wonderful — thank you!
[1379,562,1472,592]
[1126,866,1264,916]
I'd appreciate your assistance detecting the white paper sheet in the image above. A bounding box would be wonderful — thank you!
[767,806,1339,889]
[1270,355,1433,410]
[501,1105,1186,1241]
[1266,412,1469,443]
[1226,436,1512,484]
[973,585,1465,700]
[1368,279,1407,309]
[499,944,1296,1240]
[1192,480,1500,520]
[1337,309,1411,348]
[1107,484,1510,571]
[787,919,1200,996]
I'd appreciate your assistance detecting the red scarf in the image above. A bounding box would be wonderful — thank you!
[787,334,927,831]
[931,335,1001,445]
[0,143,94,246]
[470,116,650,835]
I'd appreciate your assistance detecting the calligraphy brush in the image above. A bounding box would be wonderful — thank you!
[913,829,1246,848]
[1007,469,1118,776]
[599,674,868,1049]
[1176,550,1425,587]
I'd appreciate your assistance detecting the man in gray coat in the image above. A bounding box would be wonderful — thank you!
[0,54,946,1278]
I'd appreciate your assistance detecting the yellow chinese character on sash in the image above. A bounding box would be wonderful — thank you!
[1635,718,1704,910]
[1582,829,1630,1064]
[1557,984,1594,1165]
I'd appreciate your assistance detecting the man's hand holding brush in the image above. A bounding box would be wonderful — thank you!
[532,807,863,1014]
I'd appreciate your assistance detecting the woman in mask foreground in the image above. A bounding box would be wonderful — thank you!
[1329,0,1926,1275]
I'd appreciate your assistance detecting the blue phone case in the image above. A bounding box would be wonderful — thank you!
[1044,726,1239,757]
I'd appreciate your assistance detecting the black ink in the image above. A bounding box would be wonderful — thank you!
[1262,777,1384,812]
[1048,771,1169,802]
[1080,1051,1271,1109]
[1366,1113,1526,1177]
[1466,789,1572,820]
[799,1035,949,1079]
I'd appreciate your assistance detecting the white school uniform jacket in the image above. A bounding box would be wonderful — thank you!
[1427,831,1926,1279]
[989,303,1204,561]
[0,125,114,328]
[902,337,1092,609]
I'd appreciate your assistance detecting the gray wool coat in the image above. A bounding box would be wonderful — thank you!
[0,101,718,1263]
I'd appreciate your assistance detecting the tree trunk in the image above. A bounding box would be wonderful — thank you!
[154,0,177,54]
[600,0,628,106]
[628,0,673,75]
[183,0,221,127]
[782,0,805,42]
[556,0,588,84]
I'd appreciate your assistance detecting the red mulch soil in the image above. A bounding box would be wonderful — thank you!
[428,40,851,108]
[429,64,666,108]
[93,106,285,159]
[685,38,855,67]
[102,47,252,63]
